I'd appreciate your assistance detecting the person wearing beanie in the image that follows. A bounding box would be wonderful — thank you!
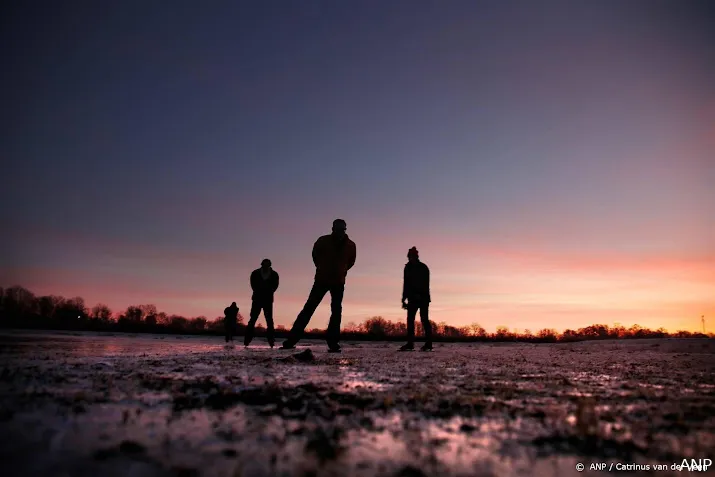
[400,247,433,351]
[282,218,357,353]
[245,258,279,348]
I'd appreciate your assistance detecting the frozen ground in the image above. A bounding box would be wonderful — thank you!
[0,330,713,477]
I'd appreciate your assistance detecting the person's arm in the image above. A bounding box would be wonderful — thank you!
[250,271,258,292]
[425,265,431,302]
[347,241,356,270]
[402,265,408,303]
[273,272,279,292]
[312,239,321,267]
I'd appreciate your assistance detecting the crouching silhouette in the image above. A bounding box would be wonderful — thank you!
[224,302,239,343]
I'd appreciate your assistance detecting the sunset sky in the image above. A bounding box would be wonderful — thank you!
[2,1,714,333]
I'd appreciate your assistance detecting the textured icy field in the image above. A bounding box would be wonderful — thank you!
[0,331,713,477]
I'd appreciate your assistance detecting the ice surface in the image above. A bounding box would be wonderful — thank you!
[0,331,713,477]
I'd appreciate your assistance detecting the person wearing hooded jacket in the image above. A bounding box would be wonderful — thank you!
[282,219,356,352]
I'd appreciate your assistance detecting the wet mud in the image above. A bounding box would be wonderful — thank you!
[0,331,713,476]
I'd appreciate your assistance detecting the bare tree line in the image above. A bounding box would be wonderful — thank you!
[0,285,711,342]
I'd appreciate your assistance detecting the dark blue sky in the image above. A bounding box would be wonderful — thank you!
[2,1,714,331]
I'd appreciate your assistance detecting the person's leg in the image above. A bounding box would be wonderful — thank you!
[326,284,345,347]
[244,301,262,346]
[285,283,328,346]
[225,320,230,342]
[264,302,275,347]
[403,304,418,348]
[419,304,432,349]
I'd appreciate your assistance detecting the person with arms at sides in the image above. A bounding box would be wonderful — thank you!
[245,259,279,348]
[399,247,433,351]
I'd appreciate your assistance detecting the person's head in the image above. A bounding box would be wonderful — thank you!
[230,301,238,309]
[407,246,419,262]
[332,218,347,240]
[261,258,272,271]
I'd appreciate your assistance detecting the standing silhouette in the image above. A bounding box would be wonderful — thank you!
[245,259,279,347]
[224,302,239,343]
[281,219,356,352]
[400,247,433,351]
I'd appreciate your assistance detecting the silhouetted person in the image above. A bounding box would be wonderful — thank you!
[224,302,239,343]
[282,219,356,352]
[400,247,432,351]
[245,259,279,348]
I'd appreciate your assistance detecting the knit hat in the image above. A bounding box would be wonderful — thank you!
[408,247,419,257]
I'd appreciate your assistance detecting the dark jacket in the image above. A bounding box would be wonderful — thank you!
[312,234,357,285]
[402,260,431,303]
[224,305,239,323]
[250,268,279,302]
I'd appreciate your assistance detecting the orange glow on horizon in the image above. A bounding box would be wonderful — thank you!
[4,220,713,335]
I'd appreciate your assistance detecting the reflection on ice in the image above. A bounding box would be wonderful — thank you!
[344,414,575,476]
[338,371,388,392]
